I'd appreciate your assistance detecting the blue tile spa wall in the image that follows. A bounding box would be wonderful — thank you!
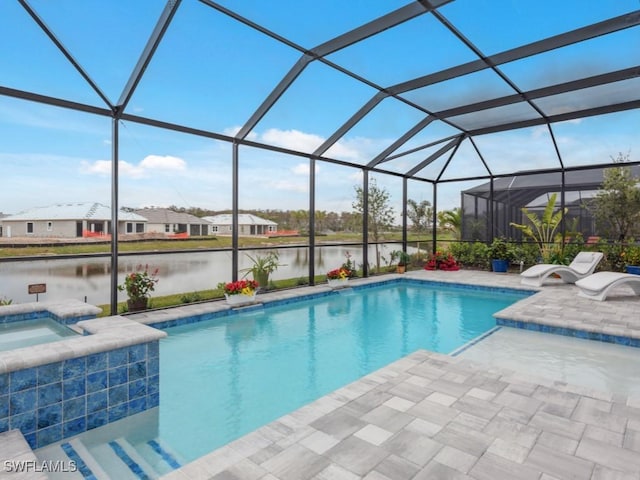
[0,310,97,326]
[0,341,160,449]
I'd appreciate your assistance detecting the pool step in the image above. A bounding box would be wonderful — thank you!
[37,435,182,480]
[108,438,160,479]
[82,440,142,480]
[139,439,183,473]
[35,439,108,480]
[65,439,111,479]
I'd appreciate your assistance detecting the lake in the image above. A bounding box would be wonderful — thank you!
[0,244,407,305]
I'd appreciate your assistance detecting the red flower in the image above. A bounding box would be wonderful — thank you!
[327,267,351,280]
[424,252,459,271]
[220,279,258,295]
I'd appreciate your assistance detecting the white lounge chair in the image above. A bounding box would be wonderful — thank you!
[575,271,640,301]
[520,251,604,287]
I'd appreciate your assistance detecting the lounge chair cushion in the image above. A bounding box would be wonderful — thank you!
[570,252,600,274]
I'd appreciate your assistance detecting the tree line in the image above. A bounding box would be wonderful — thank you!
[160,178,462,239]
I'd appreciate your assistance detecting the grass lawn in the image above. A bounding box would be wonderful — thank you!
[0,232,447,258]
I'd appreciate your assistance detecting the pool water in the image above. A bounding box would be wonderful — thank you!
[0,317,77,351]
[459,326,640,396]
[158,283,525,462]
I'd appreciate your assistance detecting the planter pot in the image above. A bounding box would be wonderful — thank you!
[327,278,349,288]
[127,298,148,312]
[626,265,640,275]
[225,292,257,307]
[253,271,269,289]
[396,265,406,274]
[491,259,509,273]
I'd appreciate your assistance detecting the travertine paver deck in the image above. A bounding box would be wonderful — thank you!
[142,270,640,480]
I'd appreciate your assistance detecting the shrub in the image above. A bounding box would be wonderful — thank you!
[488,237,514,261]
[448,241,490,269]
[599,243,626,272]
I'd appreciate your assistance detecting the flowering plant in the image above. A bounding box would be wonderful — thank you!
[219,279,258,296]
[424,251,459,271]
[327,267,351,280]
[118,265,159,300]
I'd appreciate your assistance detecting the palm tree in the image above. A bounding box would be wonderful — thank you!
[437,208,462,239]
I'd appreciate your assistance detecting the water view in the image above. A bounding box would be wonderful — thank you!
[0,245,406,305]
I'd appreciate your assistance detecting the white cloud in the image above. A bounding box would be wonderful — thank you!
[80,154,187,179]
[119,161,146,177]
[80,159,146,177]
[140,154,186,171]
[80,159,111,175]
[260,128,324,152]
[225,126,384,165]
[324,138,368,161]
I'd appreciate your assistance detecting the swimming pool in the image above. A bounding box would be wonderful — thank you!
[0,317,78,352]
[34,281,527,476]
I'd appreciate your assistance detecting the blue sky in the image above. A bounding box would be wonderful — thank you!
[1,0,639,220]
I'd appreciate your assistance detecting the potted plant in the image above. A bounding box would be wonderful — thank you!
[118,265,159,312]
[489,237,511,273]
[327,267,351,287]
[390,250,412,274]
[218,279,259,306]
[242,251,284,289]
[624,246,640,275]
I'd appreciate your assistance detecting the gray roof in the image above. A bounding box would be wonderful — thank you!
[133,208,210,224]
[203,214,277,226]
[2,202,147,222]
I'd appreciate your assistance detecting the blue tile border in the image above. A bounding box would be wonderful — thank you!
[496,318,640,348]
[0,340,161,449]
[0,310,95,326]
[61,442,97,480]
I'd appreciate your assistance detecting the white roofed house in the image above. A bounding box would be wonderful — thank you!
[133,207,211,237]
[0,202,148,238]
[203,213,278,236]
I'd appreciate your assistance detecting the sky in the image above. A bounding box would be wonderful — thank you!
[1,0,639,222]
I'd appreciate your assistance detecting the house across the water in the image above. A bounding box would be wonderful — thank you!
[203,213,278,236]
[133,207,211,237]
[0,202,147,238]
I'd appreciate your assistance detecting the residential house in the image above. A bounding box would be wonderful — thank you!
[203,213,277,236]
[0,202,147,238]
[133,207,211,237]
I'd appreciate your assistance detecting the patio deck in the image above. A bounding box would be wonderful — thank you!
[153,270,640,480]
